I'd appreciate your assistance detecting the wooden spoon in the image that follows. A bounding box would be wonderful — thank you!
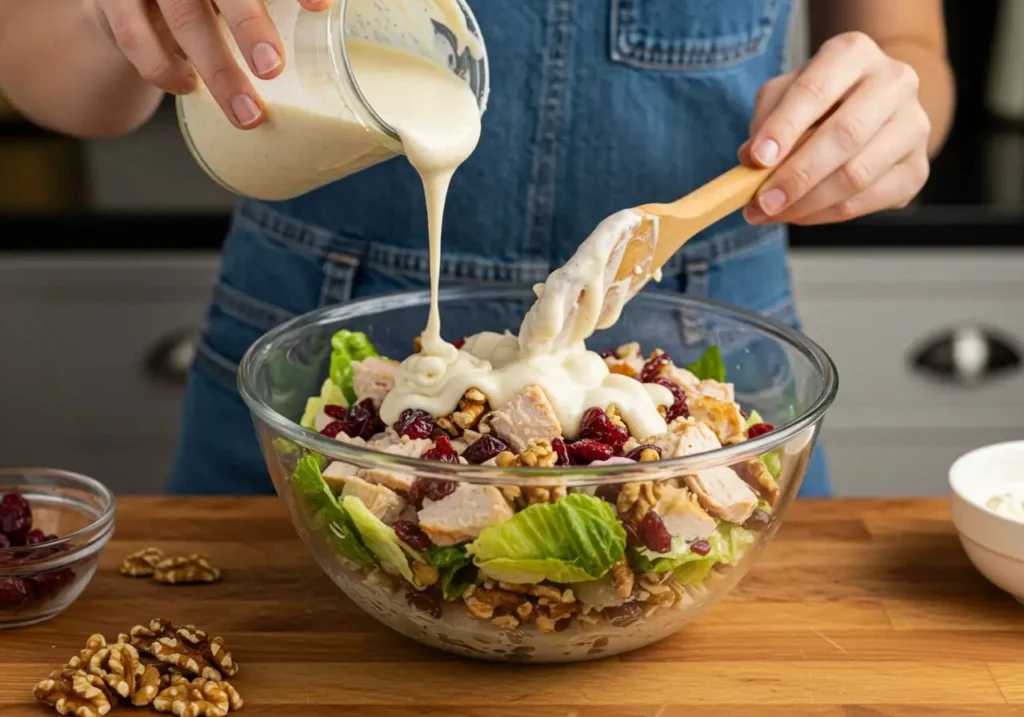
[613,163,773,286]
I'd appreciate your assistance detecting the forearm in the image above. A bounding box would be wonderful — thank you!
[0,0,163,138]
[877,38,955,157]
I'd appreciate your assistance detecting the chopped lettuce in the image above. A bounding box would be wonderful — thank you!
[631,523,758,582]
[745,410,782,481]
[329,330,380,405]
[342,495,414,583]
[466,493,626,584]
[300,378,349,430]
[424,545,477,600]
[686,344,726,383]
[291,455,373,565]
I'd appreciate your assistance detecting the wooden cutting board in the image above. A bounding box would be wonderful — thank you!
[2,497,1022,716]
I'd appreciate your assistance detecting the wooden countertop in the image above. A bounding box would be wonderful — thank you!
[2,497,1022,716]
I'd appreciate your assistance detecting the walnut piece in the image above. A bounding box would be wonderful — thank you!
[86,634,163,706]
[462,585,526,620]
[494,451,518,468]
[67,634,109,671]
[411,562,439,588]
[452,387,487,430]
[616,481,662,522]
[519,439,557,468]
[130,619,238,681]
[119,547,165,577]
[610,556,635,598]
[33,668,114,717]
[153,554,222,585]
[152,676,243,717]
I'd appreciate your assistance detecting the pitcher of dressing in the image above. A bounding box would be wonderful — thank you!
[177,0,489,200]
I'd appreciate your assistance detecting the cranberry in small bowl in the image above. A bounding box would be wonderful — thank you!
[0,469,115,629]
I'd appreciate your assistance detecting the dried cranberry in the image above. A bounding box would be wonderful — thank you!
[600,348,616,359]
[462,435,509,465]
[341,399,385,440]
[394,520,434,551]
[748,423,775,439]
[743,509,772,532]
[24,529,47,545]
[567,439,614,464]
[594,484,621,504]
[603,601,643,627]
[0,577,32,609]
[30,569,75,600]
[625,444,662,462]
[622,521,644,548]
[650,378,688,421]
[323,405,348,420]
[422,436,459,463]
[425,479,457,502]
[639,511,672,553]
[551,438,572,466]
[639,352,673,383]
[320,420,346,439]
[405,585,443,619]
[394,408,435,440]
[453,338,466,350]
[0,493,32,541]
[690,539,712,556]
[407,479,428,509]
[579,407,629,450]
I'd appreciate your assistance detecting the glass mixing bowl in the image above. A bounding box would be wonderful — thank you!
[238,287,837,662]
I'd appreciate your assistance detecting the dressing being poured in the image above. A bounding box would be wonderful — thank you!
[376,45,670,440]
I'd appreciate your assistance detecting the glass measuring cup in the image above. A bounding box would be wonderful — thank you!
[177,0,489,200]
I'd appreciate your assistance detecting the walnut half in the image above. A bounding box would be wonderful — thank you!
[130,619,238,681]
[152,676,243,717]
[33,669,114,717]
[86,634,162,706]
[153,554,222,585]
[119,547,165,578]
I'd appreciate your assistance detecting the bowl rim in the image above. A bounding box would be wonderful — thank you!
[237,286,839,485]
[0,467,116,556]
[949,440,1024,528]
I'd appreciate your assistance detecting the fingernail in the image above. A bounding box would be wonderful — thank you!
[231,94,261,127]
[753,139,780,166]
[759,188,788,216]
[252,43,282,76]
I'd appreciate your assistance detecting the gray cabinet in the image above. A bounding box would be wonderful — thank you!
[790,249,1024,497]
[0,253,220,494]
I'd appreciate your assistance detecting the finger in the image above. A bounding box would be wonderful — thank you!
[749,32,884,169]
[98,0,196,94]
[298,0,332,10]
[749,73,795,137]
[766,101,928,224]
[789,153,931,226]
[157,0,263,128]
[214,0,285,79]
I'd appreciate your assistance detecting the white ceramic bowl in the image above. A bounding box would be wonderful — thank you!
[949,441,1024,604]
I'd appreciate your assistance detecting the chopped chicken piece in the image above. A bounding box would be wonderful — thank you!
[687,394,746,445]
[490,385,562,453]
[662,364,700,390]
[733,459,780,506]
[604,342,645,378]
[336,475,406,524]
[688,379,735,404]
[359,434,434,492]
[351,357,399,407]
[417,484,515,546]
[654,486,718,541]
[322,459,361,490]
[648,419,721,458]
[684,467,758,524]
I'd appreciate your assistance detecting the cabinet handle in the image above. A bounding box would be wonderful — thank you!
[910,325,1022,384]
[144,330,198,386]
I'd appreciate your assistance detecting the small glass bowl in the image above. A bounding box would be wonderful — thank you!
[0,469,115,629]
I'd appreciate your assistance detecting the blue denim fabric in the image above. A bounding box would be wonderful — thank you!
[168,0,831,496]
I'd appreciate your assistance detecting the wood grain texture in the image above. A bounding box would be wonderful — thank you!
[2,498,1022,716]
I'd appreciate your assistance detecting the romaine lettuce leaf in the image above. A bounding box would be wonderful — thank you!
[300,378,349,429]
[631,523,757,577]
[330,330,380,405]
[291,455,373,565]
[425,545,477,600]
[342,495,414,582]
[686,345,726,383]
[466,493,626,584]
[745,411,782,480]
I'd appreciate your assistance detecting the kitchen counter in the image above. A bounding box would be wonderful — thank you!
[2,497,1022,715]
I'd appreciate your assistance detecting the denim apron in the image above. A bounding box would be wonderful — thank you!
[168,0,832,496]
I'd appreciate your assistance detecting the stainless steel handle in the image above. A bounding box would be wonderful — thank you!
[145,330,198,385]
[910,325,1022,384]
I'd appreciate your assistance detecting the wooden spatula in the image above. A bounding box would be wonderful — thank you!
[613,163,773,287]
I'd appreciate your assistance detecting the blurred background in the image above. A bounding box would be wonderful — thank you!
[1,0,1022,496]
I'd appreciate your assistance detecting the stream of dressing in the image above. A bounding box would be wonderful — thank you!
[374,51,671,440]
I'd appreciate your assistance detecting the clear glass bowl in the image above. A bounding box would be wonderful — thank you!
[0,469,115,629]
[239,287,838,662]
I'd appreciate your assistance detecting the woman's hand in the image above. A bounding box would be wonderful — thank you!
[92,0,330,129]
[742,31,932,226]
